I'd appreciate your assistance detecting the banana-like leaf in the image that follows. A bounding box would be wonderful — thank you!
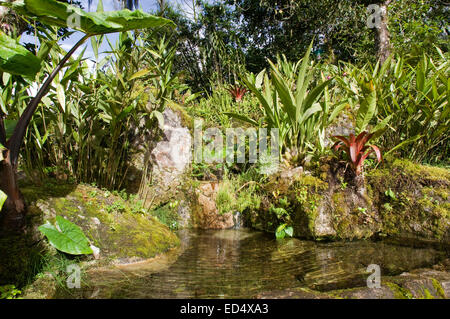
[0,31,41,77]
[356,88,377,133]
[38,216,93,255]
[6,0,176,36]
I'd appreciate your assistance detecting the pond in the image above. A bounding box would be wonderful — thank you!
[55,228,447,298]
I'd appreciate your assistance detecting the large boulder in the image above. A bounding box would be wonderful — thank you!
[149,107,192,203]
[126,105,193,208]
[21,181,180,263]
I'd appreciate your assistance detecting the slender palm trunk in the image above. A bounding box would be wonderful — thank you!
[374,0,392,64]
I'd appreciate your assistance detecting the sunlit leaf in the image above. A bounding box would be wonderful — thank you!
[39,216,93,255]
[7,0,176,36]
[0,31,41,78]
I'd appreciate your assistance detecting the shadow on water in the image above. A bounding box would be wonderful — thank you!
[55,228,448,298]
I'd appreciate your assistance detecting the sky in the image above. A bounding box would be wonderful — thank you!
[20,0,199,66]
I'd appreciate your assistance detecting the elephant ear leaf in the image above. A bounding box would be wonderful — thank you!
[0,190,7,210]
[39,216,93,255]
[7,0,176,35]
[0,31,41,78]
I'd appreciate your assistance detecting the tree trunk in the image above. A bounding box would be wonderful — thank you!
[0,151,26,234]
[374,0,392,64]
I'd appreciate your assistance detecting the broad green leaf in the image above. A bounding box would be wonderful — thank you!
[0,31,41,78]
[302,79,332,112]
[296,41,314,102]
[385,135,423,156]
[0,190,6,210]
[38,216,93,255]
[371,114,393,139]
[356,88,376,133]
[7,0,176,36]
[328,102,347,123]
[299,103,322,124]
[184,92,203,104]
[275,224,286,239]
[255,69,265,89]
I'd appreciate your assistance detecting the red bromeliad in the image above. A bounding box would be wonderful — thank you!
[332,131,382,175]
[226,84,248,102]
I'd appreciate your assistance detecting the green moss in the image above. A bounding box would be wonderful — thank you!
[386,282,413,299]
[366,158,450,241]
[399,159,450,184]
[216,179,236,215]
[215,178,262,216]
[167,100,194,131]
[431,278,446,299]
[23,181,180,262]
[297,175,329,191]
[421,288,435,299]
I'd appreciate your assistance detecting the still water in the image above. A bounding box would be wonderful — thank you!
[57,228,447,298]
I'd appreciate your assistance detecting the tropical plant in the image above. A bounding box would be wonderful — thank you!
[331,131,382,176]
[38,216,93,255]
[275,223,293,239]
[0,0,175,231]
[226,84,247,102]
[379,53,449,164]
[0,284,21,299]
[335,52,448,165]
[227,42,340,164]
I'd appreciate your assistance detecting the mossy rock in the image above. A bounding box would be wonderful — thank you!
[245,167,380,240]
[22,181,180,264]
[367,159,450,246]
[244,158,449,244]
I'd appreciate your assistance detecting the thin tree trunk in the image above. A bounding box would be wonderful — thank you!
[0,151,26,233]
[375,0,392,64]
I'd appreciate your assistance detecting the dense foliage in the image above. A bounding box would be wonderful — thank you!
[0,0,447,225]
